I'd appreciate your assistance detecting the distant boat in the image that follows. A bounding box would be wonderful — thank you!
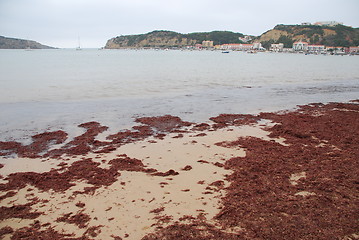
[76,37,82,50]
[222,51,230,53]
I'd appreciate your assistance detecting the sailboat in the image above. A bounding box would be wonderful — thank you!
[76,37,82,50]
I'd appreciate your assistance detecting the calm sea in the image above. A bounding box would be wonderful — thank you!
[1,49,359,141]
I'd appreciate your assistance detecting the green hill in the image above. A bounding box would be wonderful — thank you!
[105,30,246,49]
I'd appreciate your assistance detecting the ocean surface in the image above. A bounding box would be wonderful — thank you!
[1,49,359,141]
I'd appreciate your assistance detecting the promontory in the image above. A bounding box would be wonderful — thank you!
[0,36,55,49]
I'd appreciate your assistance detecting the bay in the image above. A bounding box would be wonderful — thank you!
[1,49,358,141]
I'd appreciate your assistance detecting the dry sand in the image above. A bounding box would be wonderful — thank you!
[0,122,282,239]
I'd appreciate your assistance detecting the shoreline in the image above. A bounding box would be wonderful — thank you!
[0,100,358,239]
[1,80,359,144]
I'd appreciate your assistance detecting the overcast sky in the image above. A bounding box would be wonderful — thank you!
[1,0,358,48]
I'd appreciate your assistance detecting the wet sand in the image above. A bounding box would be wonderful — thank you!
[0,101,358,239]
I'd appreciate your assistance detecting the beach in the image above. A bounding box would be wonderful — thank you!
[1,100,358,239]
[1,49,358,239]
[2,0,359,237]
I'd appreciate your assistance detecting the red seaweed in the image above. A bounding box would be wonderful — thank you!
[1,103,358,240]
[135,115,193,133]
[0,131,67,158]
[0,226,13,238]
[56,211,91,229]
[0,202,42,221]
[0,116,194,159]
[210,114,260,129]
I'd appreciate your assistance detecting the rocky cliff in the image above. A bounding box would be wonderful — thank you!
[0,36,55,49]
[105,30,245,49]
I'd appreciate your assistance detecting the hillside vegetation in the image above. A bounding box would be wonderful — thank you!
[106,25,359,49]
[0,36,55,49]
[258,24,359,49]
[105,30,246,48]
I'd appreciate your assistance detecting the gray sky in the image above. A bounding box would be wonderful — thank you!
[1,0,358,48]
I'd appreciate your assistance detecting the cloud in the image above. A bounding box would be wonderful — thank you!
[1,0,358,47]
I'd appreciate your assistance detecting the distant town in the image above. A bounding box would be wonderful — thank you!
[195,40,359,55]
[104,21,359,55]
[193,22,359,55]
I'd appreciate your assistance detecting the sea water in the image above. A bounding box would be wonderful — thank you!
[0,49,358,141]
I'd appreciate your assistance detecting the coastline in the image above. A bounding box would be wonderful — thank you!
[0,100,358,239]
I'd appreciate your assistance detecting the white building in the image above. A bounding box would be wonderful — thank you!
[293,41,309,51]
[270,43,284,52]
[307,45,325,53]
[314,21,343,26]
[239,36,252,43]
[252,42,263,50]
[220,44,253,51]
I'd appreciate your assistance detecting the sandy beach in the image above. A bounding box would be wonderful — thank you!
[0,101,358,240]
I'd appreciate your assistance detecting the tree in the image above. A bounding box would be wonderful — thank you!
[261,40,275,50]
[276,35,293,48]
[310,35,320,44]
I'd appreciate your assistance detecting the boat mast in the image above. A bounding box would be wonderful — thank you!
[76,36,81,50]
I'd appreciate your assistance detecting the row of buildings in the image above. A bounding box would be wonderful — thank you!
[194,21,357,53]
[301,21,344,27]
[217,42,264,51]
[271,41,359,54]
[195,40,359,54]
[196,41,265,51]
